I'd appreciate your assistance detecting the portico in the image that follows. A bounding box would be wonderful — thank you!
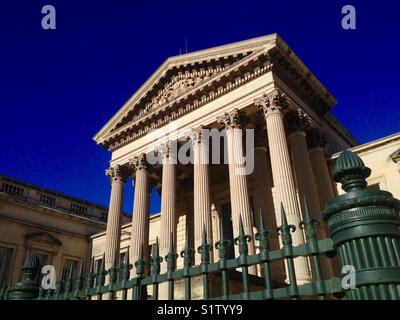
[93,34,357,294]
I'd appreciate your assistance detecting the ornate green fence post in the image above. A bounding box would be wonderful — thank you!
[7,255,41,300]
[323,150,400,300]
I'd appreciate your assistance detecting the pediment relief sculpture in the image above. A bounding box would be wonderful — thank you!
[145,69,217,112]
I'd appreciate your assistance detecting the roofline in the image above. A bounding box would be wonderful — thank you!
[0,173,129,217]
[92,34,280,143]
[331,132,400,159]
[93,33,339,147]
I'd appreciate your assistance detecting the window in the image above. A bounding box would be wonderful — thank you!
[94,257,104,286]
[118,251,129,281]
[0,247,14,286]
[34,253,49,268]
[61,258,80,280]
[30,252,48,284]
[120,251,128,266]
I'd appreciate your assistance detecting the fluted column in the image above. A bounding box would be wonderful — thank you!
[217,109,256,275]
[307,128,336,209]
[129,154,150,274]
[252,125,284,279]
[158,142,177,273]
[252,125,277,233]
[286,111,324,225]
[255,89,311,283]
[187,126,213,264]
[104,165,128,270]
[286,110,333,278]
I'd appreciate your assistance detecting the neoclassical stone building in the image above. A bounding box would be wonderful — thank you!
[0,174,129,287]
[93,34,359,293]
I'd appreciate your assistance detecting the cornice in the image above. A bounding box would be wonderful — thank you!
[323,112,359,147]
[0,193,106,227]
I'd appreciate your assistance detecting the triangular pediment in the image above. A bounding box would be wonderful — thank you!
[25,232,62,247]
[94,33,338,150]
[94,34,279,145]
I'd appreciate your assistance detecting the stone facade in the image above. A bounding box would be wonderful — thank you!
[92,34,360,298]
[0,174,129,285]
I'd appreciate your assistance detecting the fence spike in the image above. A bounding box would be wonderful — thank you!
[151,237,162,275]
[235,215,251,255]
[239,214,245,236]
[166,233,177,272]
[169,233,174,254]
[124,247,130,265]
[180,228,193,268]
[97,253,106,287]
[85,257,95,295]
[184,228,190,251]
[259,208,266,232]
[64,263,74,294]
[303,197,312,221]
[122,247,132,280]
[135,243,146,277]
[202,224,207,245]
[219,216,225,241]
[89,257,94,273]
[280,203,288,226]
[155,236,160,257]
[216,218,231,257]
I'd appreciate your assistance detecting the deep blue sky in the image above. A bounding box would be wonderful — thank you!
[1,0,399,214]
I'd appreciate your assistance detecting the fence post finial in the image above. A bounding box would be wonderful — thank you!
[323,149,400,300]
[7,255,41,300]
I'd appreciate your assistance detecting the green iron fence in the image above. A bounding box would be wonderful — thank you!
[2,150,400,300]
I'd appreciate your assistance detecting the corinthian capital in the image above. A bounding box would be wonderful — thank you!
[129,153,149,174]
[217,108,246,130]
[156,140,177,160]
[255,89,289,116]
[105,164,128,183]
[286,109,311,134]
[306,127,328,149]
[186,126,208,145]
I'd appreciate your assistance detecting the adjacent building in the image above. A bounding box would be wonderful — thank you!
[0,174,129,286]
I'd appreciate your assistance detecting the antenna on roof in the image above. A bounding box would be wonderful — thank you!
[184,36,188,53]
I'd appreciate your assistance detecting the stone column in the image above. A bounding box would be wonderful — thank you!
[129,154,150,274]
[286,111,323,225]
[252,125,277,234]
[255,89,311,283]
[252,124,283,279]
[307,128,336,209]
[187,126,213,264]
[104,165,127,270]
[286,110,333,278]
[217,108,256,275]
[158,142,177,273]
